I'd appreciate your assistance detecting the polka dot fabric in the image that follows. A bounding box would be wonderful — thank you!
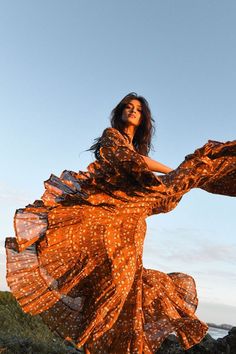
[5,128,236,353]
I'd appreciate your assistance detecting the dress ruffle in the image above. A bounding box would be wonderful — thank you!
[5,128,236,353]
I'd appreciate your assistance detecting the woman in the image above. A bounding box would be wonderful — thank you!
[5,93,236,353]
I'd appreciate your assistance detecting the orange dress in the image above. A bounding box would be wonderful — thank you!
[5,128,236,353]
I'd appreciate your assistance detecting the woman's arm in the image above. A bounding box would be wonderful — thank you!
[98,128,166,185]
[140,155,173,174]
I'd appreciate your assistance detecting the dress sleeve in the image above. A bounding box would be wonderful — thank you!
[98,128,161,187]
[159,139,236,197]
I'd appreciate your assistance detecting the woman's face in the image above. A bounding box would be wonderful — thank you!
[121,99,142,128]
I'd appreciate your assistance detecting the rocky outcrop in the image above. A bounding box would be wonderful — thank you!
[156,327,236,353]
[0,291,82,354]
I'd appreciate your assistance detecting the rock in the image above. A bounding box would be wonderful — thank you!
[0,291,77,354]
[215,326,236,353]
[156,328,236,353]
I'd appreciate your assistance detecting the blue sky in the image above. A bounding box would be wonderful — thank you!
[0,0,235,325]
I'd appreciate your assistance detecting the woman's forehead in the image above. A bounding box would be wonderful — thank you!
[127,99,142,108]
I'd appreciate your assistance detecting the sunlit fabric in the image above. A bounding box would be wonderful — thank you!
[5,128,236,353]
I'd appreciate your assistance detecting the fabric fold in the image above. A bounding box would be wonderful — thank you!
[5,127,236,353]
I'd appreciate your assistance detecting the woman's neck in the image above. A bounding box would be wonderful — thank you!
[122,126,136,143]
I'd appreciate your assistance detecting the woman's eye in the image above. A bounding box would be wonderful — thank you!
[125,104,141,112]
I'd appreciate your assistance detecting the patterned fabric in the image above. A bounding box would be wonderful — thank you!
[5,127,236,353]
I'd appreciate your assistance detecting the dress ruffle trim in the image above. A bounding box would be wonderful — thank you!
[5,128,236,353]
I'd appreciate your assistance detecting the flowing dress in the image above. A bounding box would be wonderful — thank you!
[5,127,236,353]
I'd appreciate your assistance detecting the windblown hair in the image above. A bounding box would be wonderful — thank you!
[87,92,156,159]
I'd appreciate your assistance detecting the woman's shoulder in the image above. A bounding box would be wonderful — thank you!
[101,127,125,142]
[102,127,119,136]
[101,127,135,151]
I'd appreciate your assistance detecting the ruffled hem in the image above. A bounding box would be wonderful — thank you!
[5,235,208,351]
[5,130,236,353]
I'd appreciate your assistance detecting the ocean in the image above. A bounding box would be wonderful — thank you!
[208,326,229,339]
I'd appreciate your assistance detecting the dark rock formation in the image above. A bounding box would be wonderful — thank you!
[0,291,82,354]
[156,327,236,353]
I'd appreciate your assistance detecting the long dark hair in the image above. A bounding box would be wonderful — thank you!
[87,92,156,159]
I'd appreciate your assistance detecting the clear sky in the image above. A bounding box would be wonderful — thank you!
[0,0,235,325]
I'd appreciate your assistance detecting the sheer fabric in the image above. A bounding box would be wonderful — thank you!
[5,128,236,353]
